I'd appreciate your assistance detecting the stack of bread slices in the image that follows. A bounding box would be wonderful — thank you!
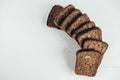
[47,4,108,77]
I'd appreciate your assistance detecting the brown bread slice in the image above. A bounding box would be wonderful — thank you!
[72,21,96,38]
[82,38,108,56]
[54,5,75,27]
[75,49,101,77]
[60,9,82,31]
[66,14,90,36]
[47,5,63,28]
[76,27,102,47]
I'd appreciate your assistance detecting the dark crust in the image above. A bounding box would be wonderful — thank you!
[76,49,101,55]
[71,21,90,35]
[65,13,82,31]
[54,5,75,27]
[75,27,100,41]
[60,9,82,31]
[47,5,63,29]
[58,8,75,26]
[81,38,108,48]
[75,49,101,76]
[67,14,90,36]
[71,21,96,39]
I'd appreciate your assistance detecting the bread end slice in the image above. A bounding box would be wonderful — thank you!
[47,5,63,28]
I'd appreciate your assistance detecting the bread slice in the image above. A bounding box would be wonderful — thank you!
[72,21,96,38]
[76,27,102,47]
[82,38,108,56]
[47,5,63,28]
[66,14,90,36]
[75,49,101,77]
[54,5,75,27]
[60,9,82,31]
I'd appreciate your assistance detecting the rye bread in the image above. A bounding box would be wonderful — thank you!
[82,38,108,55]
[76,27,102,47]
[47,5,63,28]
[66,14,90,36]
[72,21,96,38]
[54,5,75,27]
[60,9,82,31]
[75,49,101,77]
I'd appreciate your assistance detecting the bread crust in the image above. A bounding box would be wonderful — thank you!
[72,21,96,38]
[60,9,81,31]
[66,14,90,36]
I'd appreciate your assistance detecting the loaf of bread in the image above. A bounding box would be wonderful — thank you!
[47,4,108,77]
